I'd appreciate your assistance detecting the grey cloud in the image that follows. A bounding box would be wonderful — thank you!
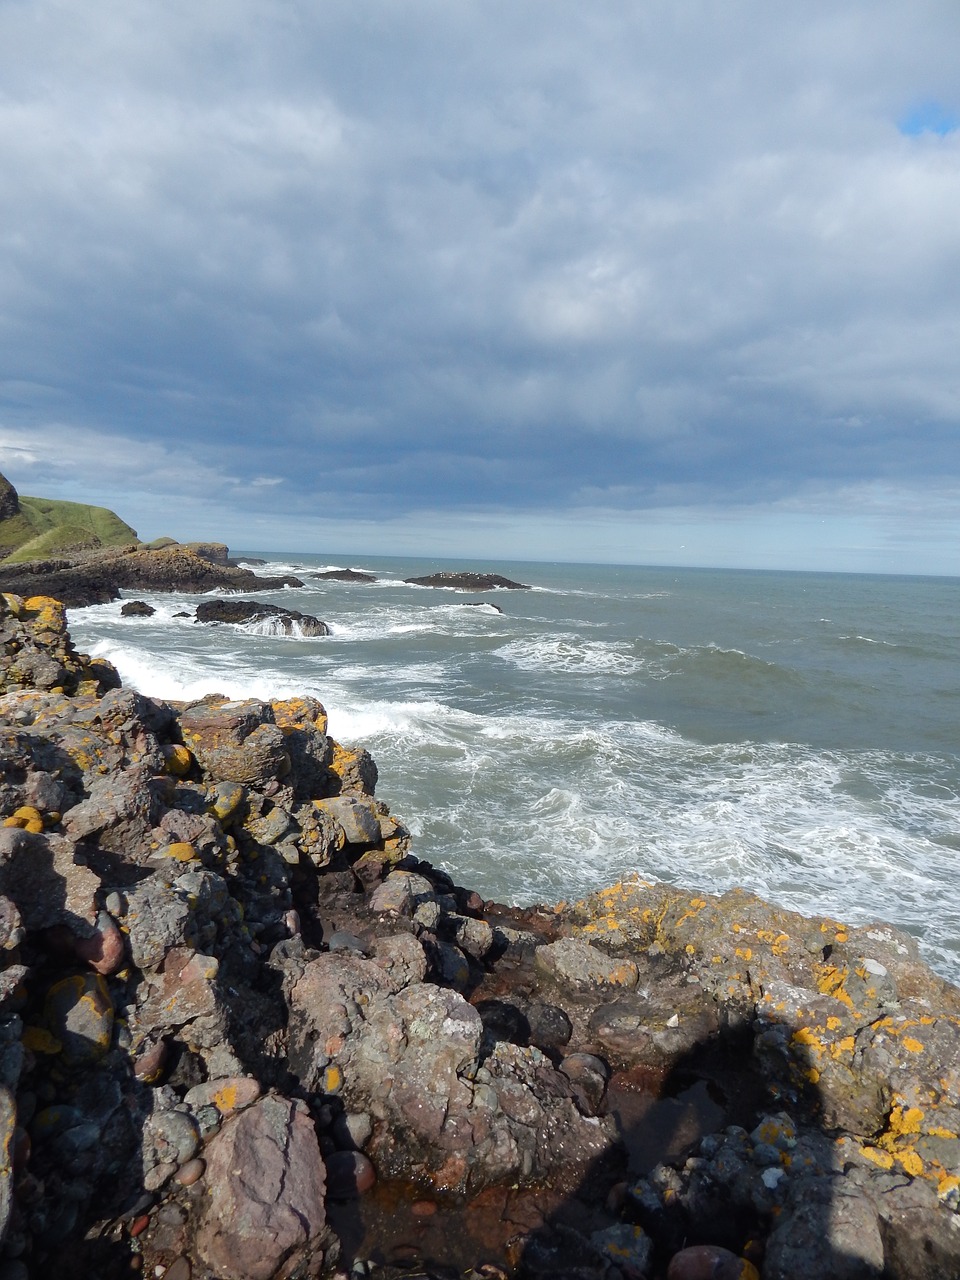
[1,1,959,567]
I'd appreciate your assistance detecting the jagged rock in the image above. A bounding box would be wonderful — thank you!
[0,827,100,932]
[120,600,155,617]
[0,544,304,608]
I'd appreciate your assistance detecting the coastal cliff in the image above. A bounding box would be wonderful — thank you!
[0,597,957,1279]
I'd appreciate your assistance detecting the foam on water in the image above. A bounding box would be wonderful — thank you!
[66,561,960,982]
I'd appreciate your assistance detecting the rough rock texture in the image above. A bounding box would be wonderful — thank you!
[198,1095,331,1280]
[0,600,957,1280]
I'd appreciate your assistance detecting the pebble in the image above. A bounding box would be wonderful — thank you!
[73,909,126,974]
[158,1202,188,1225]
[183,1076,261,1117]
[42,972,114,1065]
[325,1150,377,1200]
[411,1199,437,1217]
[133,1039,169,1082]
[667,1244,759,1280]
[128,1214,150,1238]
[162,1257,191,1280]
[176,1157,205,1186]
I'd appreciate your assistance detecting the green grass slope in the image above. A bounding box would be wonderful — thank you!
[0,496,139,562]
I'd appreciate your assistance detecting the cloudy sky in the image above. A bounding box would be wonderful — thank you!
[1,0,959,574]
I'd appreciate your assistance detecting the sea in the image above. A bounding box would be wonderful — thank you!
[66,556,960,985]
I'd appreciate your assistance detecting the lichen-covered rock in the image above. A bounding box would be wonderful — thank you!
[535,936,640,990]
[179,698,291,786]
[197,1095,330,1280]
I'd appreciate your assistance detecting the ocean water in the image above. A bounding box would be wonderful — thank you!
[66,557,960,983]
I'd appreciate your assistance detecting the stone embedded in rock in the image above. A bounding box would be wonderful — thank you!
[180,699,291,787]
[368,869,437,915]
[534,936,640,990]
[42,972,114,1065]
[197,1095,329,1280]
[313,795,381,846]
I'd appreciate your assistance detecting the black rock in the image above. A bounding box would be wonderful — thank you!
[120,601,156,617]
[313,569,377,583]
[404,572,530,590]
[194,599,329,635]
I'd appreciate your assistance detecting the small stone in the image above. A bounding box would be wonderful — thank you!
[325,1150,376,1200]
[411,1199,437,1217]
[184,1077,262,1117]
[163,1258,192,1280]
[73,909,126,974]
[129,1214,150,1237]
[133,1040,169,1082]
[177,1157,206,1186]
[667,1244,758,1280]
[42,972,114,1065]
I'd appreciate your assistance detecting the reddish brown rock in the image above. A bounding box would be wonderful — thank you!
[197,1095,329,1280]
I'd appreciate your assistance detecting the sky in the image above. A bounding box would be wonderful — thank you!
[1,1,959,575]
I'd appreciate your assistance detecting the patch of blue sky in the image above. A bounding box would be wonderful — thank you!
[898,99,959,136]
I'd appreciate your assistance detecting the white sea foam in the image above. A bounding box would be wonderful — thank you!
[495,636,652,677]
[65,562,960,981]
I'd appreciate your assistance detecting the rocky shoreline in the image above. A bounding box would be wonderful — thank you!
[0,542,304,608]
[0,594,958,1279]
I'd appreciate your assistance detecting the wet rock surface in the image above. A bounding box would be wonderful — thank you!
[0,594,956,1278]
[194,598,330,635]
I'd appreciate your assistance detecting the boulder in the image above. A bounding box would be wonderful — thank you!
[197,1095,330,1280]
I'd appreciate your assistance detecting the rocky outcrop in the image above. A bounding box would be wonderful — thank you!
[0,476,19,523]
[0,597,957,1280]
[313,569,377,583]
[195,599,330,636]
[0,544,303,607]
[404,572,530,590]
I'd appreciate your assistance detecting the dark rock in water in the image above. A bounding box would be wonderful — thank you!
[404,572,530,590]
[313,569,377,583]
[121,600,156,617]
[462,600,504,613]
[194,599,329,636]
[229,556,265,566]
